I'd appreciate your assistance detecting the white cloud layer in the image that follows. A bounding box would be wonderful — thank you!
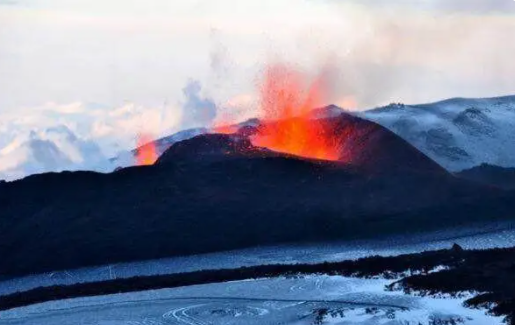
[1,0,514,110]
[0,79,235,180]
[0,124,107,180]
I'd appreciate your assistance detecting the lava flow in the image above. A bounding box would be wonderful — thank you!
[136,133,158,165]
[251,64,340,161]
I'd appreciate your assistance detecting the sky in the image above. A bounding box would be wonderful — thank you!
[1,0,515,157]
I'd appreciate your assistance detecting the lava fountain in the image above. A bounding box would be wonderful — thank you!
[212,124,239,135]
[136,133,158,165]
[251,64,340,161]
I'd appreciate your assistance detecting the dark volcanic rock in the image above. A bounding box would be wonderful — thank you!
[456,163,515,189]
[0,113,509,279]
[451,243,464,253]
[327,113,446,174]
[156,133,267,164]
[453,107,496,136]
[425,128,470,162]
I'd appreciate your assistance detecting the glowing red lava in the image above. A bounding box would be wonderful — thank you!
[251,64,340,161]
[136,133,158,165]
[212,124,239,135]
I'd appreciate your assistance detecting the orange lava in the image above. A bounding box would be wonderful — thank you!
[136,133,158,165]
[251,64,340,161]
[212,124,238,135]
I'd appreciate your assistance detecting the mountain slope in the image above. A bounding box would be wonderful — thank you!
[362,95,515,171]
[110,106,342,169]
[110,127,208,168]
[456,164,515,189]
[0,113,502,279]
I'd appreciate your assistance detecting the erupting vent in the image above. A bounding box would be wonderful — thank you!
[251,64,340,161]
[136,133,158,165]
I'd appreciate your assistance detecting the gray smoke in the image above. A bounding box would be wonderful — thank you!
[181,80,217,128]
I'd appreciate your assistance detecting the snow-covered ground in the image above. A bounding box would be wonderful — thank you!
[362,95,515,171]
[1,222,515,297]
[0,276,501,325]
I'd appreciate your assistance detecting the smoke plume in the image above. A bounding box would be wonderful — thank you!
[180,80,217,128]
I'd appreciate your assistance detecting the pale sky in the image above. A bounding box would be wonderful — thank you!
[1,0,515,154]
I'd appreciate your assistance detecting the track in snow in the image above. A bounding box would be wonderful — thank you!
[0,276,502,325]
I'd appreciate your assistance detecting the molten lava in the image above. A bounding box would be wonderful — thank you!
[136,133,158,165]
[212,124,238,135]
[251,64,340,161]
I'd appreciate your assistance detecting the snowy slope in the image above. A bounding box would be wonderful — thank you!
[0,126,110,181]
[361,95,515,171]
[1,276,502,325]
[2,222,515,297]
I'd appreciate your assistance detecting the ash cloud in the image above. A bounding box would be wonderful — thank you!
[181,80,217,128]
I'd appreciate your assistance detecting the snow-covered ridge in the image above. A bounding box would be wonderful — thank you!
[361,95,515,171]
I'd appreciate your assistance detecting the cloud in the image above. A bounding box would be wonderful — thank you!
[38,102,86,114]
[0,0,18,6]
[88,102,182,153]
[0,125,109,181]
[433,0,515,14]
[209,28,233,80]
[1,0,515,134]
[180,80,217,128]
[336,0,515,14]
[294,1,515,108]
[0,101,183,159]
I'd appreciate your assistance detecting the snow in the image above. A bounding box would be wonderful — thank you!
[362,95,515,171]
[0,276,502,325]
[1,222,515,297]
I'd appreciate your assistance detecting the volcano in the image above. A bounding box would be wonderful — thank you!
[250,110,447,174]
[0,111,511,279]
